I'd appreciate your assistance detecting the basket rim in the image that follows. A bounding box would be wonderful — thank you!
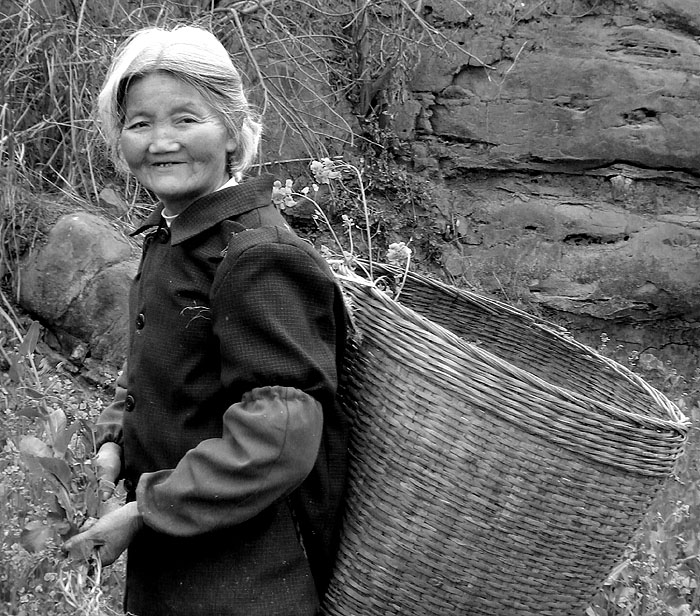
[337,274,688,477]
[336,267,689,434]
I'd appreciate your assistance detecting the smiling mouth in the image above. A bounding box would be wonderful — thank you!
[151,162,183,167]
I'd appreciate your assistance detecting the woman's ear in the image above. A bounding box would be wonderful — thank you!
[115,140,132,176]
[225,134,237,154]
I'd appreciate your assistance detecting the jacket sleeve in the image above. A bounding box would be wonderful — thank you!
[135,233,339,536]
[94,361,128,449]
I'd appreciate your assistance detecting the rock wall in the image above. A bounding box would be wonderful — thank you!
[394,0,700,373]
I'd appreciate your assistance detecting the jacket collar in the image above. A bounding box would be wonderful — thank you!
[131,175,275,246]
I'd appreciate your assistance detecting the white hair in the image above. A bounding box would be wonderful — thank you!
[97,26,262,181]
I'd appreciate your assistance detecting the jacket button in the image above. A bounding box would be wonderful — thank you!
[124,479,134,493]
[125,394,135,412]
[156,227,170,243]
[135,313,145,329]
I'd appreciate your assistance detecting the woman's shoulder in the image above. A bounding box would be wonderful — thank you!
[210,222,334,291]
[221,224,325,270]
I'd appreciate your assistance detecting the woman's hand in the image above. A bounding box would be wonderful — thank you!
[64,501,143,566]
[94,442,122,500]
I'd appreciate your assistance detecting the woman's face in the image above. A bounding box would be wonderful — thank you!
[119,72,236,215]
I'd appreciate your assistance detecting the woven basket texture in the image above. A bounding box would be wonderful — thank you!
[322,265,689,616]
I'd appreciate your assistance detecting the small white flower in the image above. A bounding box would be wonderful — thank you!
[386,242,412,267]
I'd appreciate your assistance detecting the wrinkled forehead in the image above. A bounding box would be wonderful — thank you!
[117,69,222,122]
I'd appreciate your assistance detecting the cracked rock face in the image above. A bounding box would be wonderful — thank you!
[397,0,700,373]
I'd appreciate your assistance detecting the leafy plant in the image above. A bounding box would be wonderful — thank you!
[586,348,700,616]
[0,300,124,615]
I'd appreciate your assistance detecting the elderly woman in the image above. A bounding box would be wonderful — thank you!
[64,26,349,616]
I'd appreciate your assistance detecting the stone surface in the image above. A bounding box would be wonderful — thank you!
[407,5,700,171]
[58,260,136,365]
[98,187,129,216]
[19,211,137,367]
[394,0,700,374]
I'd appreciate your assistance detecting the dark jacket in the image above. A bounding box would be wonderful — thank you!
[96,175,349,616]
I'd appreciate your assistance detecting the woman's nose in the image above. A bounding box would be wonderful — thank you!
[147,124,180,153]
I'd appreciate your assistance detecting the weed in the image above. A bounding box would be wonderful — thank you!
[587,350,700,616]
[0,292,124,615]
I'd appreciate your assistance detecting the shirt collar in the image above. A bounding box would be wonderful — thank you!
[131,175,275,245]
[217,176,239,191]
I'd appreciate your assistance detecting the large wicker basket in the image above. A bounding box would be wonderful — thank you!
[322,264,689,616]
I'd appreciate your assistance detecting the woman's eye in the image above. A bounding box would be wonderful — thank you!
[125,121,148,130]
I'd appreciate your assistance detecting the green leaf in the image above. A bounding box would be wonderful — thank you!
[46,408,67,447]
[80,419,97,453]
[18,320,41,357]
[19,435,53,459]
[36,456,72,491]
[17,405,44,419]
[52,421,81,458]
[8,353,23,383]
[52,480,75,520]
[22,386,45,400]
[85,484,100,518]
[47,492,69,519]
[19,520,52,553]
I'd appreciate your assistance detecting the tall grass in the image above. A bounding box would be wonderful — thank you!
[0,0,478,290]
[1,4,112,197]
[1,1,336,286]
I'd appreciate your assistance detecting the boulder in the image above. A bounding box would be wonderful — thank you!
[20,211,137,367]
